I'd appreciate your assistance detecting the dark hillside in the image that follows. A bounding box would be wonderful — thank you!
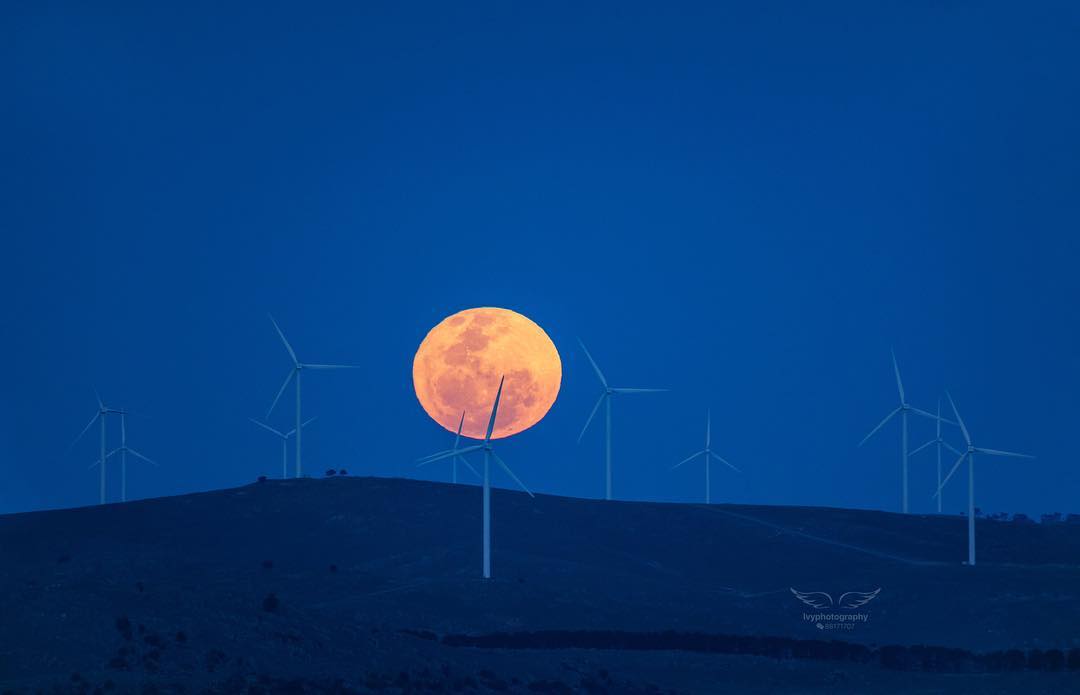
[2,477,1078,692]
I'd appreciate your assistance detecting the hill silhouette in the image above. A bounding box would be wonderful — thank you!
[2,476,1079,693]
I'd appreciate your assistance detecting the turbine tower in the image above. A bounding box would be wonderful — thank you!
[858,350,941,513]
[418,377,533,579]
[416,411,480,484]
[69,393,124,505]
[934,392,1033,566]
[910,399,962,513]
[250,416,316,479]
[99,412,157,503]
[577,339,666,501]
[266,314,359,478]
[672,409,740,504]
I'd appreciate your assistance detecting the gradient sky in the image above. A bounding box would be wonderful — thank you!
[3,2,1078,518]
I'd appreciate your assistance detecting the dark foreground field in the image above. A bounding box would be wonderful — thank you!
[1,476,1078,693]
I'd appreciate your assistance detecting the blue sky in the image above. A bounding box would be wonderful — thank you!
[3,2,1078,517]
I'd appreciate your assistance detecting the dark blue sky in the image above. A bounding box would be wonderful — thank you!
[3,2,1078,517]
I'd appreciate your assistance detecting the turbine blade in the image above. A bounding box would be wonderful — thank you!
[301,416,317,428]
[94,390,104,410]
[491,451,534,498]
[484,376,505,444]
[105,448,121,459]
[268,313,298,365]
[420,445,483,465]
[249,418,285,438]
[891,349,906,403]
[858,407,900,447]
[974,447,1034,459]
[120,413,127,442]
[67,412,100,452]
[710,451,741,473]
[454,410,465,450]
[934,451,967,498]
[672,451,705,470]
[610,388,668,393]
[577,394,606,443]
[266,369,295,419]
[946,391,971,446]
[302,363,362,370]
[910,439,935,456]
[577,339,608,388]
[705,409,711,449]
[417,448,454,463]
[88,459,99,470]
[128,448,158,466]
[459,455,481,480]
[943,442,963,456]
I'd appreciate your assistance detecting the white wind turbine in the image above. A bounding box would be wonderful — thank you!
[266,314,360,478]
[250,416,316,479]
[934,392,1033,566]
[417,376,533,579]
[69,393,125,505]
[94,411,157,503]
[578,339,667,501]
[858,350,942,513]
[910,399,963,513]
[416,411,480,484]
[672,409,740,504]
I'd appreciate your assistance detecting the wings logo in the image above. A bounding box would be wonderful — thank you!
[789,587,881,609]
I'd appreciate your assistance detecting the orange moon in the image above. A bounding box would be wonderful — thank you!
[413,307,561,440]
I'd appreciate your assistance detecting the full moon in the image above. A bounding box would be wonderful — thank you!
[413,307,561,440]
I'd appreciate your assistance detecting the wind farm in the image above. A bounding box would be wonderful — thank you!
[8,2,1078,691]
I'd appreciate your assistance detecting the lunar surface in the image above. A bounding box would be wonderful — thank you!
[413,307,561,440]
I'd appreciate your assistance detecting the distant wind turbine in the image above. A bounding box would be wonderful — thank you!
[672,409,740,504]
[418,376,533,579]
[95,411,157,503]
[69,393,125,505]
[934,392,1033,566]
[266,314,360,478]
[578,339,667,501]
[910,399,963,513]
[416,411,480,484]
[250,416,316,479]
[859,350,944,513]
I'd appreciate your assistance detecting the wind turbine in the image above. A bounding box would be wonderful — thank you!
[250,416,316,479]
[97,411,157,503]
[577,339,667,501]
[418,377,533,579]
[265,314,360,478]
[934,392,1033,566]
[910,399,963,513]
[858,350,942,513]
[672,409,740,504]
[69,393,125,505]
[416,411,480,484]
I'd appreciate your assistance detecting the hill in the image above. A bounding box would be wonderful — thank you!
[2,476,1079,693]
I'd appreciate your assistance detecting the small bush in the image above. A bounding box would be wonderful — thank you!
[257,475,267,483]
[325,468,337,477]
[338,469,348,476]
[263,593,280,613]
